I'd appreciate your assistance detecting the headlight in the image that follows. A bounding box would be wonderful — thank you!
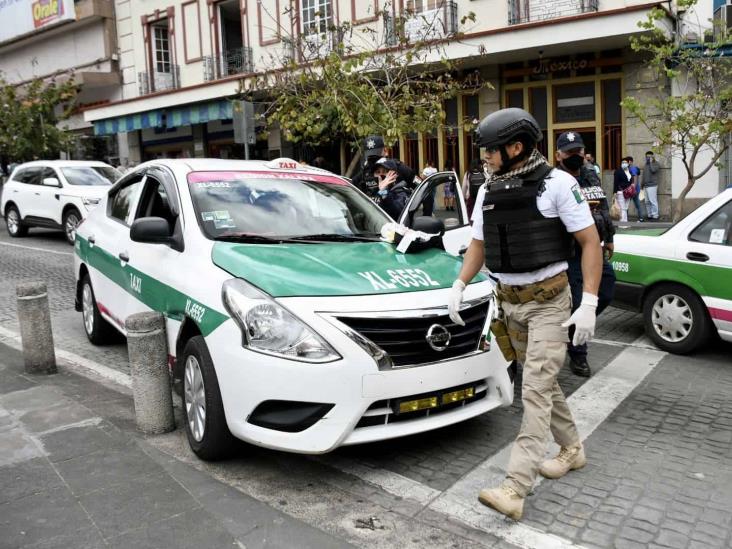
[222,279,340,363]
[82,197,101,208]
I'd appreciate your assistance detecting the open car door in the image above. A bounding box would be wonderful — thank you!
[398,171,473,256]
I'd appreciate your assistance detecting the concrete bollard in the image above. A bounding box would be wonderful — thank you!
[125,312,175,434]
[16,282,57,375]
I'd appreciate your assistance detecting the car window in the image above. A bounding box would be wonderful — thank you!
[42,167,59,185]
[187,172,390,239]
[14,167,42,185]
[689,200,732,246]
[134,177,177,227]
[109,181,143,225]
[418,179,465,230]
[61,166,119,186]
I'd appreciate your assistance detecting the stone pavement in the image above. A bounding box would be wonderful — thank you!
[521,341,732,549]
[0,342,352,549]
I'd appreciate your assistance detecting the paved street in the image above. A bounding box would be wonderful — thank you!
[1,226,731,549]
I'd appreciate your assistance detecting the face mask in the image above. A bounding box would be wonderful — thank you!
[561,154,584,171]
[621,162,629,169]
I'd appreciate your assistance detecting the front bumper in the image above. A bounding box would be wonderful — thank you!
[206,285,513,454]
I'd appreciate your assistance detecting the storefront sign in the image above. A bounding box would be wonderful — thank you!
[0,0,76,44]
[533,57,591,75]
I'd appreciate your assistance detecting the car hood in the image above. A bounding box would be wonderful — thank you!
[211,241,484,297]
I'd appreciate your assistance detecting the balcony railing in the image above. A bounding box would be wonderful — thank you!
[203,46,254,82]
[404,1,458,42]
[138,65,180,95]
[300,29,344,60]
[508,0,598,25]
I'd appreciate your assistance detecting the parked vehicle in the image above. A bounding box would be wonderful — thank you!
[612,188,732,353]
[2,160,120,244]
[73,158,513,460]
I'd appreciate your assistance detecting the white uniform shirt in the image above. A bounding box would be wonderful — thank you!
[471,168,594,286]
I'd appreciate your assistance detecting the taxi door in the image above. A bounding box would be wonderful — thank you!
[86,176,145,332]
[398,171,473,256]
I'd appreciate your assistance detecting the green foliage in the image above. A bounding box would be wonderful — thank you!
[240,5,488,159]
[0,75,79,162]
[621,0,732,219]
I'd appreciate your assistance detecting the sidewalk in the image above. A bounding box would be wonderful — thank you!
[0,343,352,549]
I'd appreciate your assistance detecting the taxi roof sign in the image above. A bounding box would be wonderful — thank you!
[266,158,301,170]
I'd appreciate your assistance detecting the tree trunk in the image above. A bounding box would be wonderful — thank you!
[345,149,362,178]
[673,177,696,223]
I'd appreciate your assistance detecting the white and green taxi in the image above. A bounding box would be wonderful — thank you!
[612,188,732,354]
[73,158,513,459]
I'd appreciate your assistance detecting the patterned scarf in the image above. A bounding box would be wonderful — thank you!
[486,148,550,184]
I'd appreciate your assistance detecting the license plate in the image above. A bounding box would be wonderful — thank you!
[396,386,475,414]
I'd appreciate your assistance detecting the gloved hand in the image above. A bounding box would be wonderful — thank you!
[562,292,598,346]
[448,279,466,326]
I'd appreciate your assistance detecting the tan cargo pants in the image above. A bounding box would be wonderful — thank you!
[500,285,581,497]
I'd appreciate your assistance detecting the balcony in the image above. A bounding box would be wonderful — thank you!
[203,47,254,81]
[138,65,180,95]
[508,0,598,26]
[300,30,344,60]
[404,1,458,42]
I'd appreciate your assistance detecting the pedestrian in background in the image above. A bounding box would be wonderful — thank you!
[627,156,645,222]
[642,151,661,220]
[584,152,601,176]
[443,159,456,211]
[613,157,633,222]
[462,158,486,219]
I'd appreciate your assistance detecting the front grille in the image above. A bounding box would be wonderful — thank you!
[355,380,488,429]
[336,301,489,367]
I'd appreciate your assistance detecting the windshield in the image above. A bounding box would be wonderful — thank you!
[61,166,120,186]
[187,171,391,240]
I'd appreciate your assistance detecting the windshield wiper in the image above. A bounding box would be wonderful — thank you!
[288,233,381,242]
[213,233,315,244]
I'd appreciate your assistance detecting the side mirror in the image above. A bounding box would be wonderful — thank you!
[130,216,171,244]
[42,177,60,187]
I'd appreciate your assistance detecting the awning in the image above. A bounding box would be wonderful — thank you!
[93,99,234,136]
[93,111,163,135]
[167,100,233,128]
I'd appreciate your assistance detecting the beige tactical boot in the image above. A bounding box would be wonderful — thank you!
[478,485,524,520]
[539,444,586,479]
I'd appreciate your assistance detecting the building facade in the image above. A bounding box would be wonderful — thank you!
[0,0,121,161]
[82,0,727,217]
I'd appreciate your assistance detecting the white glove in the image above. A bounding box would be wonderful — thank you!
[448,279,466,326]
[562,292,598,346]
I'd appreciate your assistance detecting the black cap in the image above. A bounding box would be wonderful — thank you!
[374,157,398,171]
[364,135,385,159]
[556,131,585,152]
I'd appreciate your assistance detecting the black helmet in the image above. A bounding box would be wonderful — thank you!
[475,108,543,149]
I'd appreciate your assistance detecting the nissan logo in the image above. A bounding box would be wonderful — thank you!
[426,324,451,351]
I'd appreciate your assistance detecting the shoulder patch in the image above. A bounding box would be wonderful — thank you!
[570,183,585,204]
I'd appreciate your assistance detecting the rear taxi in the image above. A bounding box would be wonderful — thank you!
[612,188,732,353]
[73,158,513,460]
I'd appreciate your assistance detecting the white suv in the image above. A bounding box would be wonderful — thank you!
[2,160,120,244]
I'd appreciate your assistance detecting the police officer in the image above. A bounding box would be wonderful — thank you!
[555,131,616,377]
[447,108,602,520]
[352,135,416,194]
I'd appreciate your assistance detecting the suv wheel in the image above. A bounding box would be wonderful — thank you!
[182,336,236,461]
[81,274,117,344]
[5,206,28,237]
[643,283,711,354]
[63,208,81,245]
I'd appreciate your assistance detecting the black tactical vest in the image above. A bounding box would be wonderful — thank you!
[468,170,486,198]
[482,164,575,273]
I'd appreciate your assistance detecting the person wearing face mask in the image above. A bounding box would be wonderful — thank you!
[447,109,602,520]
[613,158,634,222]
[555,132,616,378]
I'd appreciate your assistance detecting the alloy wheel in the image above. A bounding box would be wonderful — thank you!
[82,283,94,335]
[184,356,206,442]
[65,213,80,243]
[7,210,19,235]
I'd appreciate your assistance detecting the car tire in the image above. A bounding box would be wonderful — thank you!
[182,336,236,461]
[643,283,711,354]
[81,274,117,345]
[63,208,82,245]
[5,206,28,237]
